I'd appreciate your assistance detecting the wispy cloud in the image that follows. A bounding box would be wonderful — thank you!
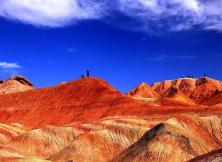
[0,0,221,32]
[147,54,197,61]
[0,62,22,77]
[0,62,22,69]
[117,0,222,33]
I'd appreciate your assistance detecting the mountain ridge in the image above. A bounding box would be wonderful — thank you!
[151,77,222,104]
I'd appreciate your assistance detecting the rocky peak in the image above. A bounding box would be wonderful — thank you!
[127,82,160,98]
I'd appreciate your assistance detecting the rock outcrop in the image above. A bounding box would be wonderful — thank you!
[0,75,33,94]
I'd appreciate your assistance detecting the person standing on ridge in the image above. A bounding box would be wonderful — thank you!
[87,70,90,77]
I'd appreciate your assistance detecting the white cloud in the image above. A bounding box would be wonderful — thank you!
[0,0,221,32]
[0,0,105,27]
[0,62,22,69]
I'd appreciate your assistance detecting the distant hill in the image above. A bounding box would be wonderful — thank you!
[151,77,222,104]
[126,82,160,98]
[0,75,33,94]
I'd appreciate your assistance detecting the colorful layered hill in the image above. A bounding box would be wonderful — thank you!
[111,115,222,162]
[127,81,197,107]
[0,77,149,127]
[1,115,222,162]
[126,82,160,105]
[126,82,160,98]
[1,76,221,128]
[0,76,222,162]
[152,77,222,104]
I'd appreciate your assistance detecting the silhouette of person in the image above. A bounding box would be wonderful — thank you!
[87,70,90,77]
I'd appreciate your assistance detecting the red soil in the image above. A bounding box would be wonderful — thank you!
[0,78,144,127]
[0,77,221,129]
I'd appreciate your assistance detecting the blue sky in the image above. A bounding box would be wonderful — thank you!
[0,0,222,92]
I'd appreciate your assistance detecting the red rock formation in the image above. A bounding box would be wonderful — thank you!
[0,77,221,129]
[126,82,160,98]
[203,91,222,106]
[0,77,147,128]
[128,82,196,107]
[152,77,222,104]
[0,76,221,162]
